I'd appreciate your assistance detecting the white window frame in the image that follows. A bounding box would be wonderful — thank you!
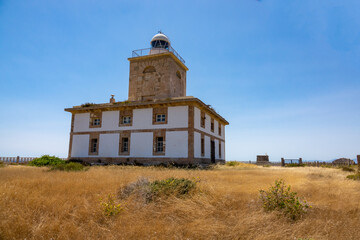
[156,137,164,152]
[156,114,166,123]
[93,118,101,126]
[122,116,131,124]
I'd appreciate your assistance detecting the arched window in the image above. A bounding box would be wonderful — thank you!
[176,71,181,79]
[143,66,156,73]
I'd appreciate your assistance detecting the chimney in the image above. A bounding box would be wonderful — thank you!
[110,94,115,103]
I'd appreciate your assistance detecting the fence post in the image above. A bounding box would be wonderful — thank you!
[281,158,285,167]
[16,156,19,164]
[357,155,360,172]
[299,158,302,164]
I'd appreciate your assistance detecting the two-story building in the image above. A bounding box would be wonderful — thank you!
[65,32,229,165]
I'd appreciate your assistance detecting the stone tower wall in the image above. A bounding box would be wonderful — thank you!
[128,54,187,101]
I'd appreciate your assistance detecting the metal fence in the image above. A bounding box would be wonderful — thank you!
[0,156,67,164]
[132,46,185,64]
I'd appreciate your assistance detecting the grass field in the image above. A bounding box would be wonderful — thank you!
[1,164,360,240]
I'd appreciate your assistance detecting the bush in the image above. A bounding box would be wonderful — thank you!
[341,166,355,172]
[29,155,65,167]
[50,162,88,172]
[100,194,124,217]
[119,177,199,202]
[150,177,198,199]
[346,173,360,180]
[226,161,240,166]
[81,102,96,107]
[259,179,311,220]
[0,161,5,168]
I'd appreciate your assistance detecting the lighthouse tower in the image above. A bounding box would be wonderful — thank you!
[65,32,228,166]
[128,32,188,101]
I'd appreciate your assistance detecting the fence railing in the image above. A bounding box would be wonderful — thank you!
[0,156,67,164]
[238,160,357,167]
[131,46,185,64]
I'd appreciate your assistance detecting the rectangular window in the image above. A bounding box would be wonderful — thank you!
[211,118,214,132]
[201,137,205,156]
[218,125,222,136]
[119,110,133,126]
[156,114,166,123]
[121,137,129,152]
[200,111,205,128]
[156,137,164,152]
[90,138,98,153]
[219,142,221,158]
[122,116,131,124]
[93,118,101,126]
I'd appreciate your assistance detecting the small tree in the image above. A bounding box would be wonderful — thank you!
[259,179,311,220]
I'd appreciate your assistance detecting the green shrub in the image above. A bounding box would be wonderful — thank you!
[0,161,5,168]
[81,102,96,107]
[262,164,271,168]
[119,177,199,202]
[100,194,124,217]
[259,179,311,220]
[226,161,239,166]
[346,173,360,180]
[50,162,88,172]
[150,177,197,199]
[341,166,355,172]
[29,155,65,167]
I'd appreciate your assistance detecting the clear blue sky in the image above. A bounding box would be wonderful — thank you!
[1,0,359,161]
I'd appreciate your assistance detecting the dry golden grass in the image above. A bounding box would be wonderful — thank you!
[1,164,360,240]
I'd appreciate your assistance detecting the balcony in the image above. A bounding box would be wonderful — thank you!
[131,46,185,64]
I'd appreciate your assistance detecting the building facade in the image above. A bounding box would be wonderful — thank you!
[65,33,229,165]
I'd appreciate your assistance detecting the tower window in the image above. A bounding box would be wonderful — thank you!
[211,118,214,132]
[219,124,222,136]
[151,40,169,49]
[143,66,156,73]
[176,71,181,79]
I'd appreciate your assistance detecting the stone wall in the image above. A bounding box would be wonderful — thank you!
[128,54,187,101]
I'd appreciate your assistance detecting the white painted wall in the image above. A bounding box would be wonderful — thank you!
[130,132,153,157]
[221,141,225,160]
[73,113,90,132]
[168,106,188,128]
[165,131,188,158]
[214,139,219,159]
[193,107,225,140]
[102,111,119,131]
[73,106,188,132]
[194,132,201,158]
[204,135,210,159]
[71,134,89,158]
[99,133,119,157]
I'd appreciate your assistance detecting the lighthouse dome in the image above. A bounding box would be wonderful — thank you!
[150,32,170,49]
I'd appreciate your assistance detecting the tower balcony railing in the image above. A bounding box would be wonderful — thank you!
[131,46,185,64]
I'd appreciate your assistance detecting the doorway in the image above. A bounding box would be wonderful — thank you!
[210,140,215,163]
